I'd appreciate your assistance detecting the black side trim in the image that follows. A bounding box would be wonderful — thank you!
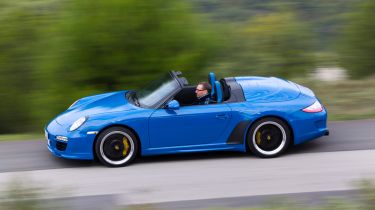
[227,120,251,144]
[224,77,245,103]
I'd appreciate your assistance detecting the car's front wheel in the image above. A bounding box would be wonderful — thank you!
[247,117,291,158]
[95,127,138,167]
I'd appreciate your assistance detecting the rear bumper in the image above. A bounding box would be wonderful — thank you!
[291,109,329,145]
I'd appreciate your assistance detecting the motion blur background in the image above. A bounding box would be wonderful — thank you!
[0,0,374,134]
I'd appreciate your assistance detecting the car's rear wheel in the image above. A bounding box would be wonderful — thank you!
[247,117,291,158]
[95,127,138,167]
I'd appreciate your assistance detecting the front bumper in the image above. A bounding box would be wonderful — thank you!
[45,120,96,160]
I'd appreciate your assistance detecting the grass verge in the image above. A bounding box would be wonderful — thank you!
[0,133,43,142]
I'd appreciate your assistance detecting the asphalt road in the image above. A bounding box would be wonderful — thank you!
[0,119,374,209]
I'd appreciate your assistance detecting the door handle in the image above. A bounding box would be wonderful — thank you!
[216,114,229,119]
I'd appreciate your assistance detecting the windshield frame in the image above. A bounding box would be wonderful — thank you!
[134,71,183,109]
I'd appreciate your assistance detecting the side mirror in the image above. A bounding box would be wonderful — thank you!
[166,100,180,110]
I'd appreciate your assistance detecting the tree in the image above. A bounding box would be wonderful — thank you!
[33,0,219,126]
[0,1,45,133]
[223,11,314,78]
[339,0,375,79]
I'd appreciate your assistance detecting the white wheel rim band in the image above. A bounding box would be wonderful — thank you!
[252,121,286,156]
[100,131,135,165]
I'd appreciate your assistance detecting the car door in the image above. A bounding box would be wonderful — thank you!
[149,103,232,148]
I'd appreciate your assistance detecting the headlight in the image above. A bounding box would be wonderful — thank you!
[302,101,323,113]
[69,99,80,109]
[69,116,87,131]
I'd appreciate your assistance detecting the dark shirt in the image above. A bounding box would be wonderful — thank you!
[194,93,211,105]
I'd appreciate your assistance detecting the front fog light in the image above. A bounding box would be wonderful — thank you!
[56,136,68,142]
[69,116,87,131]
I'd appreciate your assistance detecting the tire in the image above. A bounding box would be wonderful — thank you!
[95,127,138,167]
[247,117,291,158]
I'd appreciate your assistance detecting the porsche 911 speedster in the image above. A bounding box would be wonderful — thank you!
[45,71,329,167]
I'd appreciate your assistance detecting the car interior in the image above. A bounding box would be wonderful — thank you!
[173,72,231,106]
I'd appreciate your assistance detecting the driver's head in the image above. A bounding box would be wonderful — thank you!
[196,82,211,98]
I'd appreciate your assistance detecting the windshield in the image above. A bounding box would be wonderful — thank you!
[136,73,180,108]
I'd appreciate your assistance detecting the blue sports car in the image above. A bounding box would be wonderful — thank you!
[45,71,329,167]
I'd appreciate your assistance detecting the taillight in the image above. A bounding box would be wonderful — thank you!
[302,101,323,113]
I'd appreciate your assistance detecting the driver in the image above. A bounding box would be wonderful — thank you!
[194,82,212,105]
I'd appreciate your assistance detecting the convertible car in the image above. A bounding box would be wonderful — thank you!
[45,71,329,167]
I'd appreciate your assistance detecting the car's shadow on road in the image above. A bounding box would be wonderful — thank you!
[50,151,254,168]
[47,153,100,168]
[137,136,331,164]
[134,137,331,165]
[48,151,252,168]
[48,137,329,168]
[288,136,330,154]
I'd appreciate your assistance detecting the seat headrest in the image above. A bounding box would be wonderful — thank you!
[214,81,223,103]
[208,72,216,97]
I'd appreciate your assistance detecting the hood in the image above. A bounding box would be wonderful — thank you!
[55,91,134,126]
[235,76,300,102]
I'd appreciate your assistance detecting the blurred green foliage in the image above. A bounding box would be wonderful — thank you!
[32,0,220,127]
[0,0,374,133]
[339,0,375,79]
[0,0,46,133]
[0,0,220,132]
[218,11,314,77]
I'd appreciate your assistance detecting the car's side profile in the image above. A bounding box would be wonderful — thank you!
[45,71,329,167]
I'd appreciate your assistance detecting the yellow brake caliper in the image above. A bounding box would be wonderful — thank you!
[256,131,261,145]
[122,137,130,156]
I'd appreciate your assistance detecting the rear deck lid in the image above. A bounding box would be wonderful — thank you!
[235,76,300,102]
